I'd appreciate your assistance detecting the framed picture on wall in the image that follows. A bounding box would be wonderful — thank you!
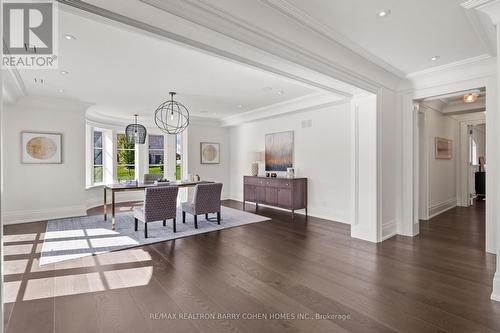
[265,131,294,171]
[435,137,452,159]
[200,142,220,164]
[21,132,62,164]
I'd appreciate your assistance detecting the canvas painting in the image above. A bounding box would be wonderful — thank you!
[265,131,294,171]
[435,137,452,159]
[200,142,220,164]
[22,132,62,164]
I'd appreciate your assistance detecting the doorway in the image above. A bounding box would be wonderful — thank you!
[416,88,486,220]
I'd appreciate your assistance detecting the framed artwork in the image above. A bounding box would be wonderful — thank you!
[265,131,294,171]
[200,142,220,164]
[435,137,452,159]
[21,132,62,164]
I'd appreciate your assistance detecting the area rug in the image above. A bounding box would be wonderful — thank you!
[40,206,270,265]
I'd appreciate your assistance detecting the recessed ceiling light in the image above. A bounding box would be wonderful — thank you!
[237,104,243,108]
[64,34,76,40]
[463,92,479,103]
[60,70,69,75]
[277,90,285,95]
[430,56,440,61]
[376,9,391,18]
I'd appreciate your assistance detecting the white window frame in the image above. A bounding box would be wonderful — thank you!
[116,132,136,182]
[92,129,104,185]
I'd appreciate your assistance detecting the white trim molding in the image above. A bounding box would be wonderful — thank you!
[493,273,500,302]
[429,198,458,219]
[2,205,87,225]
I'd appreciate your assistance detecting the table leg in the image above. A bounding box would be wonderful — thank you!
[103,187,107,221]
[112,190,116,230]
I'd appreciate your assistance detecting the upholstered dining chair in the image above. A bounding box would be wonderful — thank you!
[134,186,178,238]
[182,183,223,229]
[143,173,163,183]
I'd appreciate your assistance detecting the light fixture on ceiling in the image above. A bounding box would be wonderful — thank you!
[429,56,440,62]
[154,92,190,134]
[277,90,284,95]
[60,70,69,75]
[376,9,391,18]
[64,34,76,40]
[126,114,147,144]
[237,104,243,108]
[463,92,479,104]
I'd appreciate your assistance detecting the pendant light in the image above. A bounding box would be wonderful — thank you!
[154,92,190,134]
[125,114,147,144]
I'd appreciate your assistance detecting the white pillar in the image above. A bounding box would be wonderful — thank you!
[469,0,500,302]
[350,93,379,242]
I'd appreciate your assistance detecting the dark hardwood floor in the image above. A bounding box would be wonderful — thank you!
[3,200,499,333]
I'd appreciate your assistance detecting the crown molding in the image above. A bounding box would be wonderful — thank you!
[220,92,347,126]
[259,0,406,78]
[407,54,493,78]
[464,0,500,24]
[2,66,26,104]
[461,2,497,55]
[405,54,496,90]
[461,0,497,10]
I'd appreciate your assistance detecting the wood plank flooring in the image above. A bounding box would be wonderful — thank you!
[3,200,500,333]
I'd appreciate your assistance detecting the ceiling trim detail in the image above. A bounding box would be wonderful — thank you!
[221,92,346,126]
[259,0,406,78]
[406,54,493,78]
[140,0,381,93]
[461,1,497,55]
[58,0,358,97]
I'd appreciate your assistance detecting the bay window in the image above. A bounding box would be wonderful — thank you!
[148,134,164,176]
[117,133,136,181]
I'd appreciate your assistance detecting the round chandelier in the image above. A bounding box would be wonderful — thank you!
[154,92,190,135]
[125,114,147,144]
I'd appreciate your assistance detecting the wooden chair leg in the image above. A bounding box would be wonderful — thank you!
[163,219,166,227]
[217,211,221,225]
[205,213,209,220]
[173,218,176,233]
[194,215,198,229]
[134,218,138,231]
[182,211,186,223]
[144,222,148,238]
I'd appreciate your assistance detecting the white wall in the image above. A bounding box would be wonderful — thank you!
[229,102,351,223]
[423,106,459,217]
[187,123,231,199]
[2,97,88,224]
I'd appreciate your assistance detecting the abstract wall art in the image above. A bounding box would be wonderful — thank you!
[21,132,62,164]
[265,131,294,171]
[200,142,220,164]
[435,137,452,160]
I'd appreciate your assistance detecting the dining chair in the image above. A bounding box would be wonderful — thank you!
[182,183,223,229]
[133,186,178,238]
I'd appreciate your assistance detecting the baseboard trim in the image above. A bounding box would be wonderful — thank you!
[428,198,457,218]
[3,205,87,224]
[240,201,350,224]
[492,272,500,302]
[382,219,397,240]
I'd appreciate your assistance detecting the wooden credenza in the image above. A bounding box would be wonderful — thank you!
[243,176,307,218]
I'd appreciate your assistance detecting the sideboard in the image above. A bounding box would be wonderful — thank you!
[243,176,307,218]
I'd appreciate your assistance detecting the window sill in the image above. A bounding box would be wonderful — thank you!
[86,183,106,190]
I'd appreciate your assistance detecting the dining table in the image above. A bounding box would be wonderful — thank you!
[103,180,212,230]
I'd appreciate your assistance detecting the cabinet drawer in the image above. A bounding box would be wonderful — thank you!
[265,178,292,188]
[244,177,266,186]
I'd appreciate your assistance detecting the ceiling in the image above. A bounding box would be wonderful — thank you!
[17,9,325,120]
[285,0,492,75]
